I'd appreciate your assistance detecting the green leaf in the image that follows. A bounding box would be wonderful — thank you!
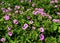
[53,25,57,31]
[58,27,60,33]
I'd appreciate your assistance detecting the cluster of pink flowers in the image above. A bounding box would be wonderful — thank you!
[3,13,17,37]
[50,0,58,4]
[39,27,44,41]
[7,27,13,36]
[0,26,12,42]
[26,16,36,30]
[2,5,23,40]
[4,14,19,24]
[15,5,20,10]
[14,5,24,14]
[32,8,52,19]
[1,7,12,13]
[1,8,8,13]
[52,19,60,22]
[32,8,44,15]
[14,5,20,14]
[2,5,24,38]
[1,0,60,42]
[50,0,60,22]
[33,8,42,14]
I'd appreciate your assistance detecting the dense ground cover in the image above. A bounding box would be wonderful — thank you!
[0,0,60,43]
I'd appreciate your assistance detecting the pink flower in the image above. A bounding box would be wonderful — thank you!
[5,9,9,12]
[15,10,18,13]
[38,8,44,12]
[29,20,33,24]
[13,19,19,24]
[27,16,30,19]
[57,12,60,15]
[32,26,36,30]
[15,5,20,9]
[32,11,38,15]
[1,8,7,13]
[8,7,12,11]
[22,23,28,30]
[37,8,44,14]
[29,0,32,2]
[40,27,44,32]
[8,32,12,36]
[4,15,10,20]
[8,27,12,31]
[1,7,10,12]
[19,11,24,14]
[54,0,58,3]
[52,19,60,22]
[35,8,39,11]
[32,4,35,7]
[33,8,44,15]
[0,38,5,42]
[50,1,55,4]
[47,15,52,19]
[40,12,47,17]
[40,34,44,41]
[50,0,58,4]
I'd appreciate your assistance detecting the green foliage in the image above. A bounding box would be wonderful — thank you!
[57,35,60,43]
[45,36,57,43]
[52,23,57,31]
